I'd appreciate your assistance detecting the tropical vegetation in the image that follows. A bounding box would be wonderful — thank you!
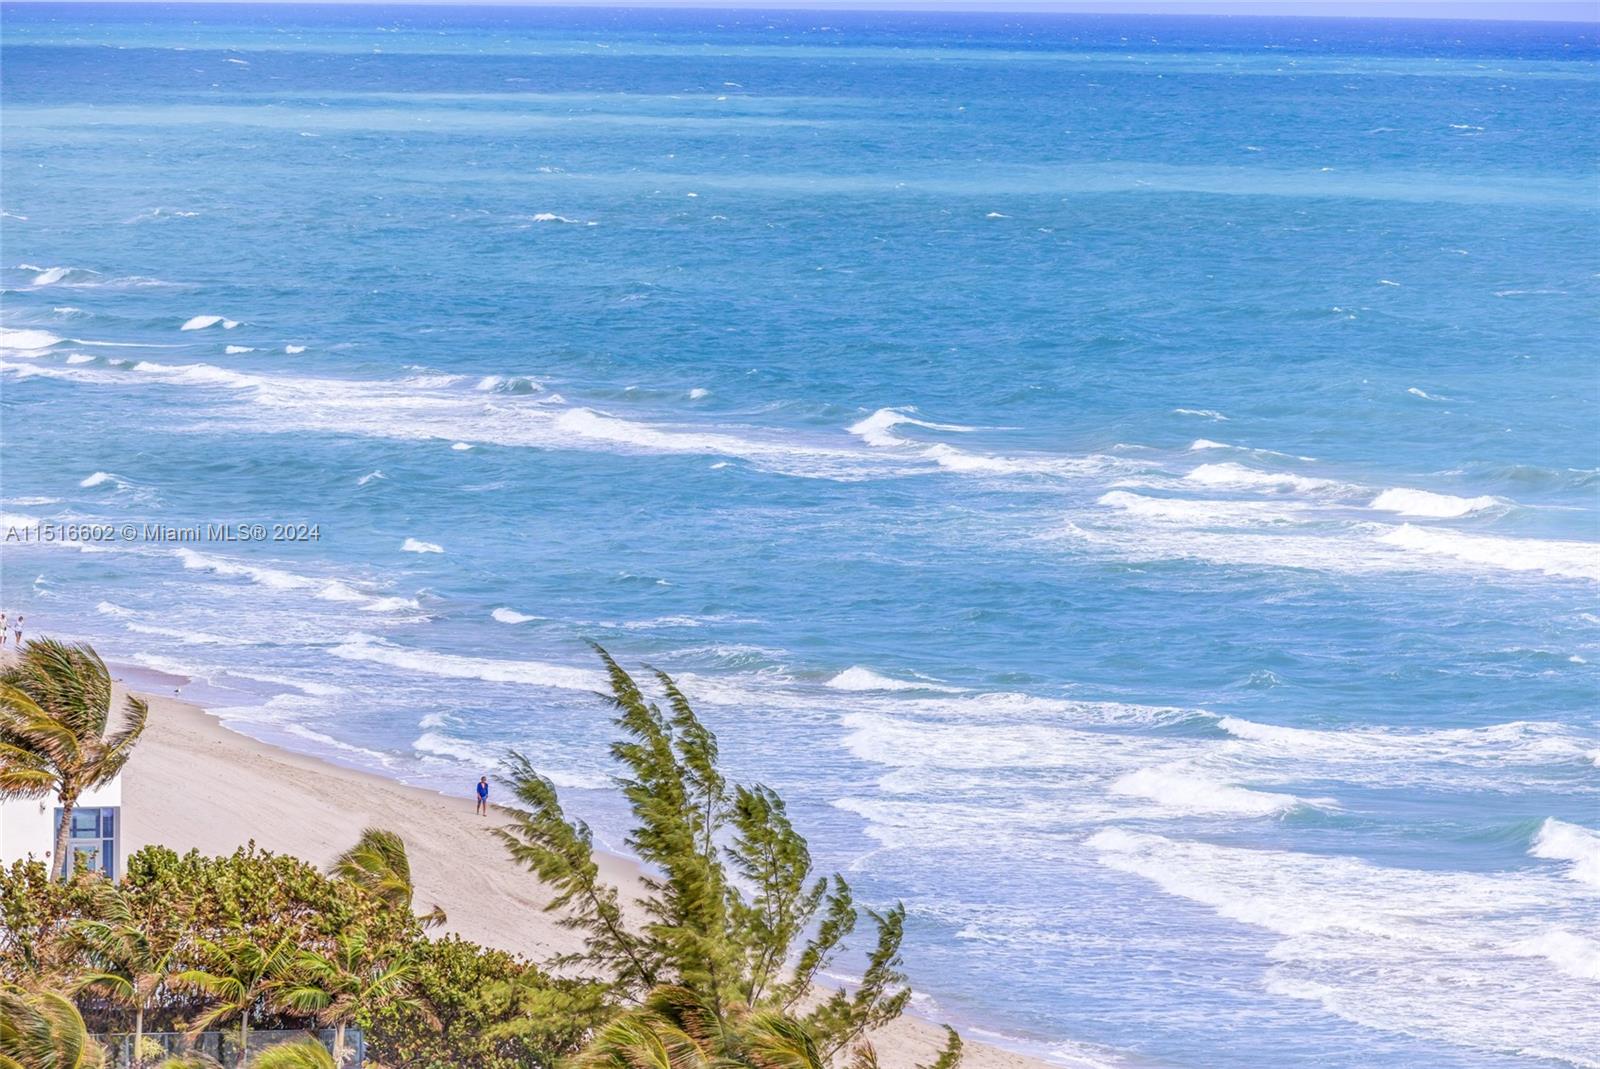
[0,640,958,1069]
[0,639,148,881]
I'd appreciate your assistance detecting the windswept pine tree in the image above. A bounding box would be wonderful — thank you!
[494,645,959,1069]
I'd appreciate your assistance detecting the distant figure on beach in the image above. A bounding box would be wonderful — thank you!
[11,615,21,646]
[475,776,489,816]
[0,612,7,646]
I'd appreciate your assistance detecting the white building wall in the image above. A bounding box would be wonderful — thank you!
[0,775,123,876]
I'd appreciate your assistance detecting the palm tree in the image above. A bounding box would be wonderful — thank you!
[329,828,445,928]
[276,932,426,1068]
[0,639,148,881]
[175,935,299,1060]
[152,1042,332,1069]
[70,883,186,1067]
[571,985,825,1069]
[0,983,107,1069]
[247,1041,334,1069]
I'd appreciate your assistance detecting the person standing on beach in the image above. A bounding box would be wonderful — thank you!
[0,612,7,646]
[11,615,21,646]
[475,776,489,816]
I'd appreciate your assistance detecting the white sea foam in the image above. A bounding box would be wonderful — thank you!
[330,634,605,692]
[413,730,500,766]
[841,710,1193,775]
[173,548,414,613]
[1189,438,1228,450]
[285,345,306,354]
[1379,524,1600,582]
[1530,819,1600,888]
[1509,928,1600,982]
[1216,716,1596,775]
[123,620,246,646]
[361,596,422,613]
[224,670,345,698]
[95,601,134,618]
[130,360,261,389]
[32,266,72,285]
[1407,386,1446,401]
[180,315,239,331]
[1109,765,1319,817]
[1173,408,1227,420]
[450,442,473,451]
[1097,491,1310,527]
[401,538,443,554]
[224,345,255,354]
[0,328,63,352]
[476,374,542,394]
[0,513,43,533]
[79,471,122,489]
[491,607,538,624]
[66,354,95,365]
[123,207,201,223]
[688,387,709,399]
[849,407,1126,478]
[847,407,975,448]
[523,212,596,226]
[357,470,386,486]
[1184,462,1336,494]
[1369,487,1501,518]
[826,666,940,692]
[1089,830,1600,1066]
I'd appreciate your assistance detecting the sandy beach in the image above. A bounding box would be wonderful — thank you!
[114,679,1053,1069]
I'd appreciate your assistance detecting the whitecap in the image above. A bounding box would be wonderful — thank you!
[1089,830,1600,1065]
[330,634,604,692]
[0,328,63,352]
[1183,462,1337,494]
[1108,764,1322,817]
[180,315,239,331]
[79,471,123,489]
[826,666,945,692]
[1379,524,1600,582]
[491,607,537,624]
[285,344,306,354]
[174,548,415,613]
[847,407,975,448]
[401,538,443,554]
[1369,487,1501,518]
[1530,818,1600,888]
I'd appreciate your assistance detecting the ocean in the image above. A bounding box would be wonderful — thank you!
[1,5,1597,1066]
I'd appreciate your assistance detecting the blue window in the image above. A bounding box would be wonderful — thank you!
[53,806,119,880]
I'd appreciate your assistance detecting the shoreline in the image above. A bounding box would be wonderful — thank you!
[111,673,1075,1069]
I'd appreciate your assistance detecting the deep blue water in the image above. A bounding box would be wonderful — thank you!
[2,6,1598,1066]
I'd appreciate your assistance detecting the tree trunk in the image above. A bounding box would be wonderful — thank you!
[239,1013,249,1067]
[53,794,75,882]
[134,1003,145,1068]
[332,1022,347,1068]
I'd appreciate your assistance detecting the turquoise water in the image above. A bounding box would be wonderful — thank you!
[2,6,1598,1065]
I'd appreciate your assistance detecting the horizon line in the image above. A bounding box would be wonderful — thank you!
[1,0,1596,25]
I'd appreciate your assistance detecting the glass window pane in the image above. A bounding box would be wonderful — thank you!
[71,809,100,838]
[101,809,115,839]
